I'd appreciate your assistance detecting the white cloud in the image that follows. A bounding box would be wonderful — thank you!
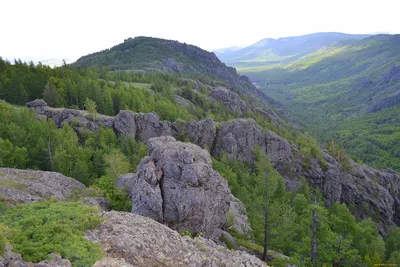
[1,0,398,61]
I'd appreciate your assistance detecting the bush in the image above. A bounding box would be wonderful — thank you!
[0,201,103,266]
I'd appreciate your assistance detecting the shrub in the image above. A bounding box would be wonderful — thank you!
[0,201,103,267]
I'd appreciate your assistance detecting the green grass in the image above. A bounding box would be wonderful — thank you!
[235,238,264,254]
[131,82,152,90]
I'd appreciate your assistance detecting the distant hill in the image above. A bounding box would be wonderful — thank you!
[229,34,400,171]
[73,37,258,96]
[217,32,370,67]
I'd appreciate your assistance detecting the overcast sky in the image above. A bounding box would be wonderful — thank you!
[1,0,398,62]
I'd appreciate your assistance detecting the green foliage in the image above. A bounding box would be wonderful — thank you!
[220,235,235,250]
[213,148,395,266]
[238,35,400,171]
[84,97,97,121]
[0,201,103,266]
[0,224,14,256]
[97,149,132,211]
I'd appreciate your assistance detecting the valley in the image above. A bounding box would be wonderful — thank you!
[218,33,400,172]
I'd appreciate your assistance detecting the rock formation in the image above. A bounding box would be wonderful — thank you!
[85,211,268,267]
[26,99,400,230]
[120,136,231,238]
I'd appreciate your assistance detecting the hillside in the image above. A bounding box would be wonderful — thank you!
[1,37,400,266]
[216,32,369,67]
[225,34,400,171]
[72,36,262,97]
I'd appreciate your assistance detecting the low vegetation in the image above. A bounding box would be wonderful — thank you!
[0,201,103,266]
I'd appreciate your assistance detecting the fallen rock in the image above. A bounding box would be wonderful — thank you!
[85,211,268,267]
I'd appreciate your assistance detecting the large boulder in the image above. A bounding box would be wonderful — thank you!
[85,211,268,267]
[125,136,231,237]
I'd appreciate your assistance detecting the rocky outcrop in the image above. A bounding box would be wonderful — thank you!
[26,99,114,132]
[26,100,400,229]
[85,211,268,267]
[171,118,216,149]
[209,86,249,115]
[122,137,231,238]
[213,119,265,162]
[303,153,400,231]
[0,245,71,267]
[0,168,85,204]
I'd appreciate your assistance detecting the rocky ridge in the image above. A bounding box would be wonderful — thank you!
[26,99,400,230]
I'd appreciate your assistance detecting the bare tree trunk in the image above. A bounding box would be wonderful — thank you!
[47,140,54,170]
[262,170,269,261]
[311,210,318,267]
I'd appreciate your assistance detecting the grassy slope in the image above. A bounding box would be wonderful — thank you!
[235,35,400,171]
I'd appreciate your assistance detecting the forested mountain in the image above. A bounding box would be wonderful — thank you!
[1,36,400,266]
[216,32,369,67]
[224,34,400,171]
[73,36,261,97]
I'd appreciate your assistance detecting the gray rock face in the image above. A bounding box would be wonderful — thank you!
[301,152,400,231]
[209,86,248,115]
[126,137,231,237]
[213,119,265,162]
[85,211,268,267]
[134,113,172,142]
[113,110,137,140]
[0,168,85,204]
[26,99,48,114]
[172,118,216,149]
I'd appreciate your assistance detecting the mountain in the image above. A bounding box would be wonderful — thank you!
[213,46,243,55]
[73,36,259,96]
[2,35,400,266]
[228,34,400,171]
[216,32,370,66]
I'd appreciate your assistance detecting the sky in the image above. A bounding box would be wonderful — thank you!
[1,0,398,62]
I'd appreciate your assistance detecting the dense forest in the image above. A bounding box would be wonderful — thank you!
[0,58,400,266]
[231,34,400,172]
